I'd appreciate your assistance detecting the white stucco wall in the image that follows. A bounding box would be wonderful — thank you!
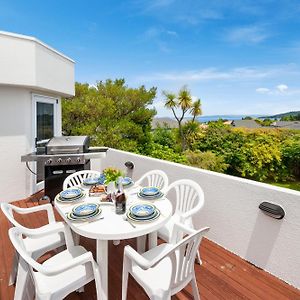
[35,43,74,96]
[0,87,63,202]
[0,87,33,201]
[0,31,75,97]
[102,148,300,289]
[0,31,74,202]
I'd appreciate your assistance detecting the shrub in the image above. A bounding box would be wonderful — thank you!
[148,143,187,164]
[185,150,228,172]
[152,124,178,149]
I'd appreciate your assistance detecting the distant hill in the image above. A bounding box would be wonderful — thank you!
[152,117,182,129]
[154,115,262,126]
[260,111,300,119]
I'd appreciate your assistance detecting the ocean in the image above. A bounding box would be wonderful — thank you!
[196,114,262,123]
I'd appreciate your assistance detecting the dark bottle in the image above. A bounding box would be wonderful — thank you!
[115,177,126,214]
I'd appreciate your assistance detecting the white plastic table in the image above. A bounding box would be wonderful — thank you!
[55,188,172,300]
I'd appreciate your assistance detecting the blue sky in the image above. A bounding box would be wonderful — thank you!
[1,0,300,117]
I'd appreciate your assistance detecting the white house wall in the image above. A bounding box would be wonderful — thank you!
[0,31,75,97]
[0,34,36,87]
[35,43,74,96]
[101,148,300,290]
[0,87,33,201]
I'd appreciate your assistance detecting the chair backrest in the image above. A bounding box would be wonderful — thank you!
[165,179,204,220]
[1,203,27,230]
[135,170,169,192]
[63,170,101,190]
[8,227,51,278]
[170,226,209,292]
[154,225,209,293]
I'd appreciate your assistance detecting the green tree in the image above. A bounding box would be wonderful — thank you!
[182,121,203,150]
[148,143,187,164]
[162,85,202,151]
[281,113,300,121]
[191,98,202,122]
[62,79,156,153]
[185,150,228,172]
[152,124,177,149]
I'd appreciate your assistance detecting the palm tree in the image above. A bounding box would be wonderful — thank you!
[163,91,177,110]
[178,85,192,110]
[191,98,202,122]
[162,87,193,151]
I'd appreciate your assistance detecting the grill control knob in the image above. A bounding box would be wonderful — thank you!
[46,159,52,165]
[57,158,62,163]
[66,158,72,164]
[76,157,81,163]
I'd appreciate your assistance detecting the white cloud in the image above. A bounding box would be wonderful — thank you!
[147,0,175,9]
[255,84,300,96]
[153,100,165,108]
[276,84,288,93]
[165,30,178,37]
[143,26,178,39]
[136,64,300,83]
[256,87,271,94]
[225,25,269,44]
[141,26,178,52]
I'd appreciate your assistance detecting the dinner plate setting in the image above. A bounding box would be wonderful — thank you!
[56,187,85,203]
[137,186,164,200]
[67,203,102,221]
[83,174,106,186]
[120,177,134,188]
[126,203,160,222]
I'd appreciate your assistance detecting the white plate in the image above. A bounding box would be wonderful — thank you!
[67,208,102,221]
[60,188,82,199]
[126,209,160,223]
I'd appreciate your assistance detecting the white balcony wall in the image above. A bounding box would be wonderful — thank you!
[102,148,300,289]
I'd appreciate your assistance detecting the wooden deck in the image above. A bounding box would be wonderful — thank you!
[1,196,300,300]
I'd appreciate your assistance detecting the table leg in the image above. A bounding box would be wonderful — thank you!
[96,239,108,300]
[148,231,158,249]
[136,235,146,253]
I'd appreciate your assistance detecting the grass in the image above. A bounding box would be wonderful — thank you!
[270,181,300,192]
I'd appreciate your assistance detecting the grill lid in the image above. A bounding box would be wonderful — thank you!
[46,136,90,154]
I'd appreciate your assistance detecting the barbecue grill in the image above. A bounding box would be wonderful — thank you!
[21,136,108,202]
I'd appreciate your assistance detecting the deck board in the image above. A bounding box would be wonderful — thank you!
[1,196,300,300]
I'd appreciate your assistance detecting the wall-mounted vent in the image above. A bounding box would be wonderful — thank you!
[259,202,285,219]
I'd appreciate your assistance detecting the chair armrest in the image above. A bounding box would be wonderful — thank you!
[181,203,202,221]
[124,246,152,270]
[170,222,196,244]
[25,222,74,248]
[124,244,176,270]
[11,204,56,224]
[174,221,196,235]
[41,251,94,276]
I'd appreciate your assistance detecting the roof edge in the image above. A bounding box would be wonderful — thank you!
[0,83,75,98]
[0,31,75,63]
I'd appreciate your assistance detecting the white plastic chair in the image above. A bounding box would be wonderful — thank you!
[9,223,102,300]
[135,170,169,193]
[157,179,205,264]
[122,223,209,300]
[63,170,102,190]
[1,203,65,287]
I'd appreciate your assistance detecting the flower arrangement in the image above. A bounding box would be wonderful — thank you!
[103,167,124,184]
